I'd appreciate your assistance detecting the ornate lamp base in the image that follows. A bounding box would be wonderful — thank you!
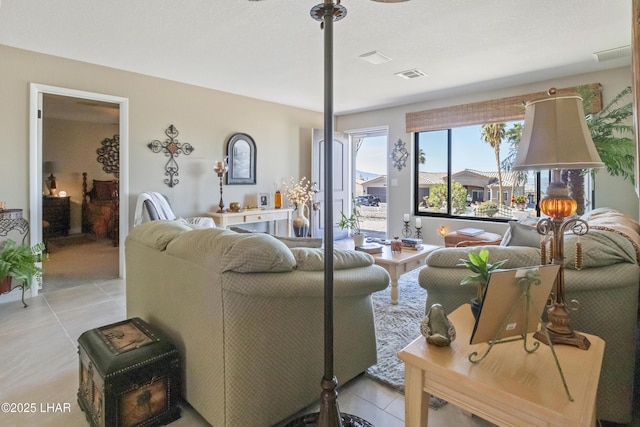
[533,327,591,350]
[284,412,373,427]
[533,303,590,350]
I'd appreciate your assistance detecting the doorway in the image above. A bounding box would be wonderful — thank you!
[350,129,389,240]
[29,84,129,297]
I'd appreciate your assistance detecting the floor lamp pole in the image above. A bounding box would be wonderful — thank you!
[286,1,372,426]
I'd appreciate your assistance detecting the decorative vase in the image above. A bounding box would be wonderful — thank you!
[292,204,309,237]
[352,232,365,247]
[274,191,282,209]
[0,277,12,294]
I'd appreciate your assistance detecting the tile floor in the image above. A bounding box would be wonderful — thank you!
[0,278,499,427]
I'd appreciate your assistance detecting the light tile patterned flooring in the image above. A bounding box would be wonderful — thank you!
[0,278,499,427]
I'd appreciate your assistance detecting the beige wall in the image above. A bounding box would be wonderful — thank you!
[2,44,637,247]
[0,44,323,235]
[337,66,638,245]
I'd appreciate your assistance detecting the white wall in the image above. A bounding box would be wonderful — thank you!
[336,66,638,245]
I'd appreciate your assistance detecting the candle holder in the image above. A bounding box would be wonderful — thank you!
[402,220,412,238]
[415,226,422,239]
[214,159,228,213]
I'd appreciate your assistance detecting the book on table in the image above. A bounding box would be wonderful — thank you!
[355,244,383,254]
[457,227,485,236]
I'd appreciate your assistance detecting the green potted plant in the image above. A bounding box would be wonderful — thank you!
[458,249,507,318]
[337,201,365,247]
[0,239,46,293]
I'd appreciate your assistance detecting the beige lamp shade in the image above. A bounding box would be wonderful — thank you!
[513,93,603,170]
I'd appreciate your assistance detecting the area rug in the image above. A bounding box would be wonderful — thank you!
[368,267,447,409]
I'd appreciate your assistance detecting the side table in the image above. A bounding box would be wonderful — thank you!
[399,304,604,427]
[0,210,30,307]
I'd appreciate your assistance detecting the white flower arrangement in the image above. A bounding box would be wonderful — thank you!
[282,177,314,209]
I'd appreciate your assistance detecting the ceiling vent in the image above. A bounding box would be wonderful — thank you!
[395,69,427,79]
[593,45,631,63]
[359,51,392,65]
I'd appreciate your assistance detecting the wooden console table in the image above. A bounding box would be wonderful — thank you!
[207,208,294,237]
[399,305,604,427]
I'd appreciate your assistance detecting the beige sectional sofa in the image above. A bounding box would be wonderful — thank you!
[125,220,390,426]
[419,208,640,424]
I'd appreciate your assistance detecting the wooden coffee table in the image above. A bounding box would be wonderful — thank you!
[398,305,605,427]
[372,244,439,305]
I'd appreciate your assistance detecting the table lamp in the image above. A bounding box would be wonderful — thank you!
[43,161,59,196]
[512,88,603,349]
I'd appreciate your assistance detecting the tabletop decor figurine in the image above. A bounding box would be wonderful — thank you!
[421,303,456,347]
[390,236,402,253]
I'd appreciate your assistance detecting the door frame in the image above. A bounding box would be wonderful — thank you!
[29,83,129,297]
[344,126,389,236]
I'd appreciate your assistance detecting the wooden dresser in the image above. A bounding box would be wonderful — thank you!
[43,196,70,237]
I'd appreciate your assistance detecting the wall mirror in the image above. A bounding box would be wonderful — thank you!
[226,133,256,185]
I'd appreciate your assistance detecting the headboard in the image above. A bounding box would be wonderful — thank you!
[81,172,119,246]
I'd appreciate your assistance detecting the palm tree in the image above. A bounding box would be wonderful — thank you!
[417,147,426,165]
[481,123,506,206]
[501,122,527,189]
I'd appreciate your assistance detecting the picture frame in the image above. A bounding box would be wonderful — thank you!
[258,192,270,208]
[226,133,256,185]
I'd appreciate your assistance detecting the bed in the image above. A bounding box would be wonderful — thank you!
[82,172,119,246]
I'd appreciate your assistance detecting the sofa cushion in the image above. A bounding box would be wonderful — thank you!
[128,220,194,250]
[290,248,374,271]
[229,226,322,248]
[275,236,322,248]
[219,233,296,273]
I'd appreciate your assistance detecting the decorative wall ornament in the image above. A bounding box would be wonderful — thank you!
[226,133,256,185]
[148,125,194,187]
[97,134,119,178]
[391,138,409,171]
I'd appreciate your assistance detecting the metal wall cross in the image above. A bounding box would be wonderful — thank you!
[147,125,195,187]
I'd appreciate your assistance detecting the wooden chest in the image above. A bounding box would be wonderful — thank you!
[77,318,181,427]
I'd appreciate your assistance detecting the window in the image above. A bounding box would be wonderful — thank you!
[414,121,548,221]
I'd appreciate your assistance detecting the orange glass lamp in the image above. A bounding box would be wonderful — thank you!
[513,89,603,349]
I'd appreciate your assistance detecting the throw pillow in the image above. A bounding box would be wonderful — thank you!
[500,220,540,248]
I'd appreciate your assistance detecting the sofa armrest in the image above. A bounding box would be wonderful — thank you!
[426,245,541,269]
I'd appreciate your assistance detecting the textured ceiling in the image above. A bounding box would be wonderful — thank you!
[0,0,632,115]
